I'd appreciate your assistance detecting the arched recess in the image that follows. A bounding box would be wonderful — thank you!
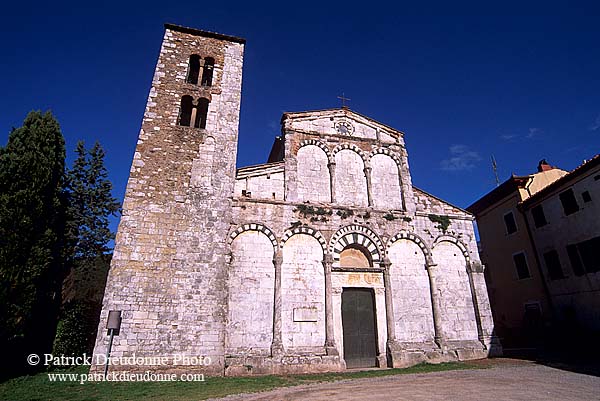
[329,225,383,268]
[280,225,327,252]
[334,148,368,207]
[431,239,478,342]
[370,152,403,210]
[432,235,470,263]
[296,143,331,203]
[387,237,435,343]
[228,223,278,250]
[227,225,277,354]
[281,233,325,349]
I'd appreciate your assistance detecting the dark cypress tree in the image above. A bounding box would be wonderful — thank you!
[52,141,120,357]
[0,111,67,376]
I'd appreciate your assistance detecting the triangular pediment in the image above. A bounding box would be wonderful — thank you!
[281,108,403,144]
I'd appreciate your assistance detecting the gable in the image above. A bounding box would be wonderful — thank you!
[282,108,403,145]
[414,187,472,218]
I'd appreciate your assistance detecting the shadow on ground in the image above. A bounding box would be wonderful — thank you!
[502,348,600,377]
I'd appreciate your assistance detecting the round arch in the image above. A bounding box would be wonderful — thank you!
[329,224,384,266]
[228,223,278,252]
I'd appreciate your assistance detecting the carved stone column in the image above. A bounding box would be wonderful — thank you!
[271,250,284,357]
[328,161,336,203]
[381,258,396,343]
[322,253,338,355]
[466,261,503,355]
[425,259,446,350]
[381,257,402,367]
[364,164,373,207]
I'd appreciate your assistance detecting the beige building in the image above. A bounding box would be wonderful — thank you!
[92,24,500,376]
[468,157,600,347]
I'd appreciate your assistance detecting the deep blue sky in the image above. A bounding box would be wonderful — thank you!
[2,2,599,235]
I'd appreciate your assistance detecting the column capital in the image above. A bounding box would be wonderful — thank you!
[467,260,485,274]
[380,257,392,273]
[425,262,438,271]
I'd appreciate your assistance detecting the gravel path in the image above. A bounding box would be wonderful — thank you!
[212,359,600,401]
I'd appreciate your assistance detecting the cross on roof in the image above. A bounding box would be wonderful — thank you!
[337,93,351,108]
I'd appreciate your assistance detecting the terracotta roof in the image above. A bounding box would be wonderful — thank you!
[466,175,530,216]
[520,154,600,208]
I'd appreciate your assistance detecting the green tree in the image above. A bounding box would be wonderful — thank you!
[52,141,120,357]
[65,141,120,260]
[0,111,67,376]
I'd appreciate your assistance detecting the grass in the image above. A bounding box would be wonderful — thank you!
[0,362,476,401]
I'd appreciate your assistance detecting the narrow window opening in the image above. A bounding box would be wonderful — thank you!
[513,252,530,280]
[578,236,600,273]
[531,205,547,228]
[582,190,592,203]
[178,95,194,127]
[194,98,210,129]
[566,244,585,276]
[186,55,201,85]
[503,211,517,234]
[201,57,214,86]
[543,250,565,280]
[559,188,579,215]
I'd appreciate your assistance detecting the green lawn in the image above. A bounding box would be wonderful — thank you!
[0,362,476,401]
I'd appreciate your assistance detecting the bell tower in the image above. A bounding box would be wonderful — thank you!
[92,24,245,374]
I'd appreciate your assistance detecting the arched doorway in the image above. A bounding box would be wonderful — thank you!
[340,245,378,368]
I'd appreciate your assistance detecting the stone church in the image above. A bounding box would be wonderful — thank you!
[92,24,501,376]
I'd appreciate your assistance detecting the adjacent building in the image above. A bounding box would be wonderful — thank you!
[468,157,600,347]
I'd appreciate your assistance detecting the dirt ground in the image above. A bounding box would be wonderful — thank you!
[212,358,600,401]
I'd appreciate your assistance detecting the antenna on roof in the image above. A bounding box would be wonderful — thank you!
[491,155,500,187]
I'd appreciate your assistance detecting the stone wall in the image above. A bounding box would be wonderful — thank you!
[92,25,245,375]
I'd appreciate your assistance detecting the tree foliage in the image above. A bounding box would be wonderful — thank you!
[0,111,67,375]
[65,141,120,260]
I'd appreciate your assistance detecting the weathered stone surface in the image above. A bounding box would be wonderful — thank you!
[92,24,500,377]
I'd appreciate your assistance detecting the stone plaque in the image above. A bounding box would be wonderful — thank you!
[293,307,318,322]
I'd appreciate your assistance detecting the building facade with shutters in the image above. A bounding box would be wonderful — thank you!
[468,157,600,348]
[92,24,500,376]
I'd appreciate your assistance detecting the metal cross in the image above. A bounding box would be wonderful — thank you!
[337,93,351,108]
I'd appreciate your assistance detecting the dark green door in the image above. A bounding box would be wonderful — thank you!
[342,288,377,368]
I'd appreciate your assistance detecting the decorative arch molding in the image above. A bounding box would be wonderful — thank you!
[280,225,327,252]
[432,235,471,263]
[329,225,383,265]
[368,147,402,166]
[228,223,278,251]
[298,139,332,162]
[332,143,368,163]
[386,231,431,258]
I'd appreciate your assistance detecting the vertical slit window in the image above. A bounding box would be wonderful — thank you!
[201,57,214,86]
[186,55,201,85]
[178,95,194,127]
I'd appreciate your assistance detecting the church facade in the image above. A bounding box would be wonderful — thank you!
[92,24,501,376]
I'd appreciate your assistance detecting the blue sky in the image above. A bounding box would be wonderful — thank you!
[1,2,599,235]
